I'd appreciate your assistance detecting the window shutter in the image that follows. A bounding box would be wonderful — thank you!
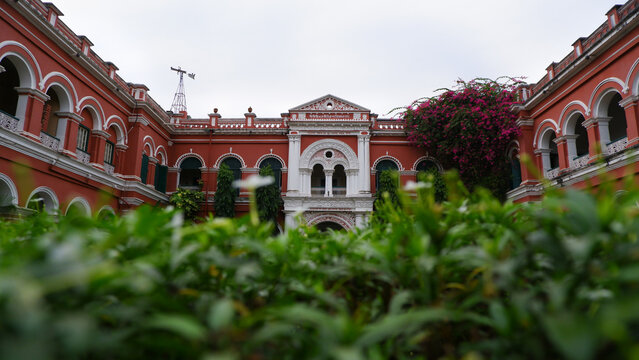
[140,154,149,184]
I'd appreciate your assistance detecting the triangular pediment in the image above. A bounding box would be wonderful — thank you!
[289,94,370,112]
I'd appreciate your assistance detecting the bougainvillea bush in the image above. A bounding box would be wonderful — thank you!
[2,174,639,359]
[403,77,522,198]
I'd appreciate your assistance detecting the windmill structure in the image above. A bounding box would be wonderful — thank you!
[170,66,195,114]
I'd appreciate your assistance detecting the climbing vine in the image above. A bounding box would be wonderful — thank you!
[402,77,521,198]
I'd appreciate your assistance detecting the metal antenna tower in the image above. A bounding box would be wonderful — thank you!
[170,66,195,114]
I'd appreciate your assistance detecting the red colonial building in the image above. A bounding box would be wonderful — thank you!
[0,0,437,230]
[2,0,639,229]
[509,1,639,202]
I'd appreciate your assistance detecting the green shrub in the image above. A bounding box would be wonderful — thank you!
[214,163,235,217]
[169,187,204,220]
[1,174,639,359]
[256,164,282,223]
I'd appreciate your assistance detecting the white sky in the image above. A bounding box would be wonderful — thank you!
[53,0,621,118]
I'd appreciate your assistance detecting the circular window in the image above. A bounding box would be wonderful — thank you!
[325,151,333,158]
[326,102,333,110]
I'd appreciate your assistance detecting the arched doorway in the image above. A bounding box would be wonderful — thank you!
[315,221,344,232]
[179,157,203,188]
[311,164,325,196]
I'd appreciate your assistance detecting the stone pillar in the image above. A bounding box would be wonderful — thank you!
[562,134,579,166]
[287,133,301,195]
[15,88,49,141]
[621,96,639,147]
[357,132,371,193]
[595,116,612,150]
[167,167,180,192]
[324,169,334,197]
[534,149,551,172]
[300,168,311,196]
[89,130,109,169]
[346,169,358,196]
[355,214,364,228]
[147,156,158,186]
[285,212,296,229]
[58,112,83,157]
[516,118,537,182]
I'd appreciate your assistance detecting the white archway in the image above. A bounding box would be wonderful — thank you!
[0,173,19,206]
[26,186,59,214]
[66,197,91,216]
[298,139,359,197]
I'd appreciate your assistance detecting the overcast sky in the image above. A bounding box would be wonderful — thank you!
[53,0,621,118]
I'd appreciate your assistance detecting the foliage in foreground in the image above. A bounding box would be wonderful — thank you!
[2,175,639,359]
[402,77,522,199]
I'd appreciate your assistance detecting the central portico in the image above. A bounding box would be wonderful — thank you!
[284,95,374,230]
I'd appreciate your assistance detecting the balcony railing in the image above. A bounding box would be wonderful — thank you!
[605,137,628,155]
[0,111,19,133]
[545,167,560,179]
[104,163,115,175]
[40,132,60,151]
[571,154,589,169]
[76,149,90,164]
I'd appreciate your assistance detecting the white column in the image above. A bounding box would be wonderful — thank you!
[363,135,371,193]
[324,169,334,197]
[285,212,296,229]
[563,134,578,166]
[287,134,301,195]
[346,169,357,196]
[355,214,364,228]
[535,149,551,171]
[300,168,311,196]
[357,133,370,193]
[596,116,612,149]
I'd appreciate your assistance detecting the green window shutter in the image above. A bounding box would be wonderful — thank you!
[160,165,168,193]
[140,154,149,184]
[154,165,168,193]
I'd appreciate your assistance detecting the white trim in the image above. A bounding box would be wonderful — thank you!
[78,102,103,131]
[40,72,79,109]
[559,101,590,133]
[299,138,359,170]
[214,153,246,168]
[155,145,168,165]
[0,41,42,88]
[27,186,59,212]
[104,115,127,145]
[533,119,559,147]
[372,155,403,171]
[412,156,442,172]
[65,196,91,216]
[176,152,207,168]
[589,78,627,117]
[142,135,156,155]
[626,57,639,96]
[255,153,287,169]
[97,205,116,217]
[0,172,19,206]
[77,96,106,130]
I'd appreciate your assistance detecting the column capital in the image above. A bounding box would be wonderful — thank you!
[55,111,83,123]
[116,144,128,151]
[15,87,49,102]
[91,129,110,139]
[534,148,551,155]
[619,95,639,108]
[323,169,334,176]
[593,116,612,124]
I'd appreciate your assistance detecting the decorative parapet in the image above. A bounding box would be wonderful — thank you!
[0,111,19,133]
[571,155,590,169]
[40,131,60,151]
[76,149,90,164]
[545,168,560,179]
[104,163,115,175]
[606,137,629,155]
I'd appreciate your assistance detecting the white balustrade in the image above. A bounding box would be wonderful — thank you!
[0,111,19,132]
[76,149,90,164]
[104,163,115,175]
[545,168,560,179]
[40,132,60,151]
[605,137,628,155]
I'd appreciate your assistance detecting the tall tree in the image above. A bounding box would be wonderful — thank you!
[256,164,282,223]
[214,163,235,217]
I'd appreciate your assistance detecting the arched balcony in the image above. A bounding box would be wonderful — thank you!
[537,129,560,179]
[596,91,628,154]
